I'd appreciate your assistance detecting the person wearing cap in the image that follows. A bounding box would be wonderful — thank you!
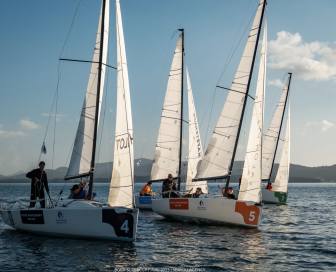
[140,181,155,196]
[226,187,235,199]
[162,174,179,198]
[70,184,97,199]
[26,161,50,208]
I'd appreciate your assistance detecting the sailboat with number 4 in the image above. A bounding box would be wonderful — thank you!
[0,0,139,242]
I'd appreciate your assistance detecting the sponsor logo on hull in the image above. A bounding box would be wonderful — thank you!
[197,200,206,211]
[234,202,260,226]
[169,199,189,210]
[56,210,67,224]
[20,210,45,224]
[139,196,153,205]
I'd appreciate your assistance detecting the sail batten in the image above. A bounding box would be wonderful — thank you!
[185,66,207,194]
[238,17,267,203]
[194,0,266,181]
[150,35,183,181]
[107,0,134,208]
[66,0,109,179]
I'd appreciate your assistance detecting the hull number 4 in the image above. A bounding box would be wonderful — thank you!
[121,220,129,233]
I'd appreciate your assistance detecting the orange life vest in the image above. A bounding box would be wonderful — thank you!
[140,185,152,195]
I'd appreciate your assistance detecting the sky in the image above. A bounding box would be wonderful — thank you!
[0,0,335,176]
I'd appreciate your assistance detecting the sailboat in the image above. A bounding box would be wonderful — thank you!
[135,30,206,209]
[0,0,139,242]
[151,0,267,228]
[261,74,291,204]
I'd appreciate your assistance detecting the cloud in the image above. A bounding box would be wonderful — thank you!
[306,120,334,132]
[0,130,27,138]
[42,113,64,122]
[20,118,39,130]
[268,31,336,81]
[267,79,284,87]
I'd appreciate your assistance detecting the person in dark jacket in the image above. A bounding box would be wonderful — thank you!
[226,187,235,199]
[183,187,203,198]
[162,174,179,198]
[70,184,97,199]
[26,161,50,208]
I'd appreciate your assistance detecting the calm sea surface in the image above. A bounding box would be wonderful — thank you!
[0,182,335,271]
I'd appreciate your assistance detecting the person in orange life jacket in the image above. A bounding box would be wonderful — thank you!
[26,161,50,208]
[140,181,155,196]
[70,184,97,199]
[265,181,273,191]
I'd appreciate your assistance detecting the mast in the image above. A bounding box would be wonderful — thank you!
[268,73,292,181]
[178,28,184,191]
[88,0,106,200]
[224,0,267,195]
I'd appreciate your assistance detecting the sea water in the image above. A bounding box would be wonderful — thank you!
[0,183,335,271]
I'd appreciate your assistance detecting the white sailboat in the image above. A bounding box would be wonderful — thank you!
[0,0,139,242]
[152,0,267,228]
[261,75,291,204]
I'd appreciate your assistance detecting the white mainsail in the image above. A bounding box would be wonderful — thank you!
[273,105,290,192]
[66,0,110,179]
[195,0,265,180]
[107,0,134,208]
[185,66,207,194]
[262,77,290,180]
[151,35,183,180]
[238,19,267,203]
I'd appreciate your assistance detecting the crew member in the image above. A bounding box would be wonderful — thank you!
[183,187,203,198]
[226,187,235,199]
[162,174,179,198]
[140,181,155,196]
[70,184,97,199]
[26,161,50,208]
[265,182,273,191]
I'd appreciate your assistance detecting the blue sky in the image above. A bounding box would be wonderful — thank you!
[0,0,335,175]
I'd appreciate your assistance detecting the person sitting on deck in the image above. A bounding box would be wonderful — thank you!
[162,174,179,198]
[183,187,203,198]
[70,184,96,200]
[265,182,273,191]
[140,181,155,196]
[226,187,235,199]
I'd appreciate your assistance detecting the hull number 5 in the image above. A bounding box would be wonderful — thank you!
[249,211,255,221]
[121,220,129,233]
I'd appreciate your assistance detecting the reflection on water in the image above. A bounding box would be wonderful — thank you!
[1,183,336,271]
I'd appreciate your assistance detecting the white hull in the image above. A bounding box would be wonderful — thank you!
[233,188,288,204]
[0,200,139,242]
[151,196,262,228]
[134,196,155,210]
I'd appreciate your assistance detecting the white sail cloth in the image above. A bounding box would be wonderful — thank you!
[151,35,183,180]
[273,105,290,192]
[108,0,134,208]
[195,0,265,180]
[238,19,267,203]
[185,66,207,194]
[262,77,290,180]
[66,0,110,179]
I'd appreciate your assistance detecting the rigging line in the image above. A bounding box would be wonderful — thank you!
[139,36,174,159]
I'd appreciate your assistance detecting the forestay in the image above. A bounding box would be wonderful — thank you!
[238,19,267,203]
[108,0,134,208]
[195,0,266,180]
[262,77,290,180]
[185,66,207,194]
[151,35,183,180]
[66,0,110,179]
[273,105,290,192]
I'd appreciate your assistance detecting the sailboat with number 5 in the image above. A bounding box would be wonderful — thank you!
[0,0,139,242]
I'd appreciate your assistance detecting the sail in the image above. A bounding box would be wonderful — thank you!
[66,0,110,179]
[107,0,134,208]
[185,66,207,194]
[262,77,290,180]
[238,19,267,203]
[150,35,183,180]
[195,0,266,180]
[273,105,290,192]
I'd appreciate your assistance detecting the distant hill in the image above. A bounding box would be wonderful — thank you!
[0,159,335,183]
